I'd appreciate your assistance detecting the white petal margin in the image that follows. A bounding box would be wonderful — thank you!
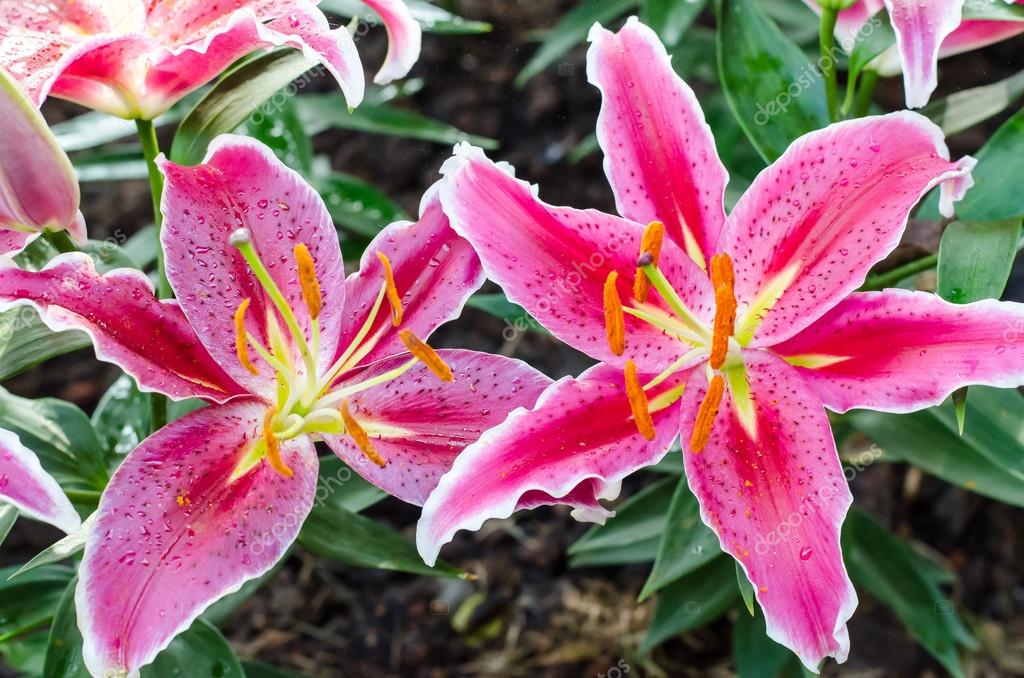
[0,428,80,534]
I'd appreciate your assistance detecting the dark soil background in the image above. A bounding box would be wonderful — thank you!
[3,2,1024,676]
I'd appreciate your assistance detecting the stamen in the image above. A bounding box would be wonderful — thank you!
[624,359,655,441]
[603,271,625,356]
[376,251,404,327]
[634,221,665,302]
[709,253,737,370]
[234,298,260,376]
[294,244,322,320]
[340,401,387,467]
[690,375,725,453]
[263,408,294,477]
[400,330,454,382]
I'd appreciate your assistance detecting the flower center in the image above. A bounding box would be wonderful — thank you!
[602,223,751,451]
[228,229,452,479]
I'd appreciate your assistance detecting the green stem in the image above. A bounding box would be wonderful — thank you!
[65,489,103,503]
[819,6,840,122]
[854,69,880,118]
[860,253,938,291]
[135,119,170,434]
[44,230,78,254]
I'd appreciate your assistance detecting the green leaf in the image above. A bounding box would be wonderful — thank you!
[963,0,1024,21]
[0,388,108,491]
[243,661,312,678]
[937,219,1022,304]
[848,388,1024,505]
[0,308,90,382]
[641,0,707,47]
[320,0,492,34]
[465,294,547,338]
[639,556,736,653]
[314,455,388,514]
[317,172,408,238]
[516,0,638,87]
[569,477,675,568]
[0,504,17,549]
[733,605,795,678]
[9,515,91,580]
[845,510,974,677]
[91,375,152,458]
[0,565,73,643]
[716,0,830,163]
[846,10,894,96]
[171,49,317,165]
[236,94,314,175]
[923,70,1024,136]
[296,94,499,149]
[73,148,148,183]
[52,105,187,153]
[639,474,720,601]
[736,561,755,616]
[43,578,88,678]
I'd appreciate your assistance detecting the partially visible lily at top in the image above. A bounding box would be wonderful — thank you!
[0,0,422,119]
[809,0,1024,108]
[0,135,550,677]
[415,17,1024,672]
[0,66,84,256]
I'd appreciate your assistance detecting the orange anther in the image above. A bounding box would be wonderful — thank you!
[376,251,404,327]
[624,359,655,441]
[603,271,625,356]
[709,253,737,370]
[690,375,725,453]
[234,298,260,376]
[340,400,387,467]
[263,408,294,478]
[294,244,322,321]
[400,330,453,382]
[634,221,665,302]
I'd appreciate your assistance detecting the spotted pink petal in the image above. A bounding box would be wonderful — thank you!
[362,0,422,85]
[771,290,1024,413]
[76,399,319,678]
[884,0,965,108]
[323,349,552,505]
[332,184,484,372]
[0,66,81,255]
[0,428,79,533]
[720,112,975,348]
[0,254,245,401]
[439,143,714,375]
[587,17,728,267]
[680,351,856,671]
[417,363,685,566]
[1,1,363,118]
[160,135,348,397]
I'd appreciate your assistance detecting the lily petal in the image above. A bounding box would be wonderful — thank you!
[884,0,966,108]
[721,112,975,348]
[76,399,318,678]
[323,349,552,505]
[362,0,422,85]
[939,12,1024,60]
[680,351,856,671]
[439,143,714,374]
[772,290,1024,413]
[160,135,348,396]
[0,66,81,255]
[417,363,684,566]
[0,254,245,401]
[332,184,483,372]
[587,17,728,267]
[0,428,80,534]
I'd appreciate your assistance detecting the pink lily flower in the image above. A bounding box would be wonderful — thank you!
[0,428,81,534]
[808,0,1024,108]
[0,0,422,119]
[416,19,1007,670]
[0,135,550,676]
[0,66,84,256]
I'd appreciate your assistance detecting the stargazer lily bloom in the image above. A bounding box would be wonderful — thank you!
[808,0,1024,108]
[0,0,421,119]
[0,66,84,256]
[415,19,1013,671]
[0,428,81,534]
[0,135,550,677]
